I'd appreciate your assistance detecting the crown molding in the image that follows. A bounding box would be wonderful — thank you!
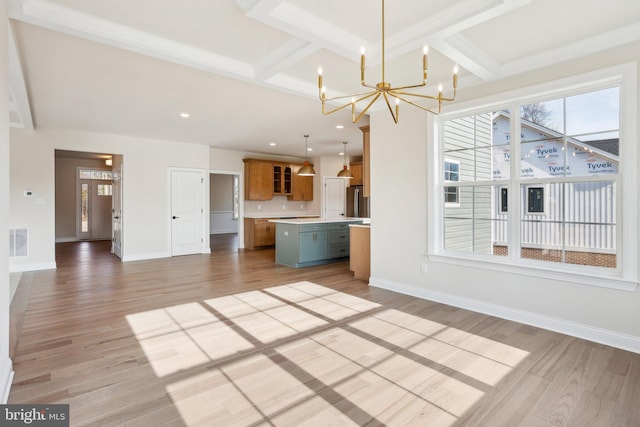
[8,21,34,130]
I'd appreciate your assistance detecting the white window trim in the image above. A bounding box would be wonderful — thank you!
[428,63,638,292]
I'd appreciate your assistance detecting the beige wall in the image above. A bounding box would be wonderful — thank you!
[1,4,13,403]
[10,128,210,268]
[55,156,108,241]
[9,132,56,271]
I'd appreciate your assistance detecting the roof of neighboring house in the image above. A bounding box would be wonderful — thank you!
[580,138,619,156]
[493,111,619,162]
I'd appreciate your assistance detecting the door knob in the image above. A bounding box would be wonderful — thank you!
[172,216,179,219]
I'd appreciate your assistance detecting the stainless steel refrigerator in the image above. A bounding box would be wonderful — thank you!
[346,185,369,218]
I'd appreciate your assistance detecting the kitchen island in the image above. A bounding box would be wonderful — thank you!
[270,218,364,268]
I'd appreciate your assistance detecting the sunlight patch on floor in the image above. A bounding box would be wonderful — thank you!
[126,281,530,426]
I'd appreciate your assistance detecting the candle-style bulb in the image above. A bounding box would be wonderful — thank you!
[423,45,429,55]
[360,46,366,55]
[318,66,323,75]
[452,65,459,89]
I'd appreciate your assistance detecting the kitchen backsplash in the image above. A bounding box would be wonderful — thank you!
[244,196,317,216]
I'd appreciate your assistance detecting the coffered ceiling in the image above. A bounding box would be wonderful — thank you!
[7,0,640,158]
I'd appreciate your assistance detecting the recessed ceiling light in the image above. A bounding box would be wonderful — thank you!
[307,148,313,152]
[336,125,344,129]
[269,142,276,146]
[180,112,190,118]
[339,152,345,156]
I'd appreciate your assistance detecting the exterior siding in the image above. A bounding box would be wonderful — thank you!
[443,113,493,254]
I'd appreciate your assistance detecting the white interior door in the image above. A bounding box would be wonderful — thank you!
[171,169,205,256]
[112,164,123,258]
[324,177,346,219]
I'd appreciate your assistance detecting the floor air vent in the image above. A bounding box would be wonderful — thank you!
[9,228,28,257]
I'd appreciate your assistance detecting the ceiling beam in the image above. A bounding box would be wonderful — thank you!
[10,0,255,80]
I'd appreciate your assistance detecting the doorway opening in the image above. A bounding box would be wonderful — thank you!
[54,150,123,259]
[209,171,241,253]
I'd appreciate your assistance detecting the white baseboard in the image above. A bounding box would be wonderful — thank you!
[119,248,212,262]
[9,262,57,273]
[0,358,14,404]
[55,237,78,243]
[369,276,640,354]
[210,230,238,235]
[122,252,170,262]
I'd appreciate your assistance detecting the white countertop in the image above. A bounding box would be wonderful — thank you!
[244,214,320,219]
[269,217,368,225]
[349,223,371,228]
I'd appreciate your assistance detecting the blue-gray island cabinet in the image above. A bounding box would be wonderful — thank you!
[270,218,363,268]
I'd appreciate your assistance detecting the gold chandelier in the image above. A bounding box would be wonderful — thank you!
[317,0,458,124]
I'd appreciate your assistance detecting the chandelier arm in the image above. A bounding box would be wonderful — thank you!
[319,90,377,103]
[352,91,380,104]
[360,59,381,90]
[321,100,356,116]
[353,92,382,123]
[321,91,378,117]
[382,92,399,124]
[438,87,458,102]
[389,92,438,114]
[391,90,440,101]
[361,82,380,90]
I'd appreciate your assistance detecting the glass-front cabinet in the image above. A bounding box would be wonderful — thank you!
[273,164,292,195]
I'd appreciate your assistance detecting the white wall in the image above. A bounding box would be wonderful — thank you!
[1,5,14,403]
[368,58,640,353]
[10,129,210,267]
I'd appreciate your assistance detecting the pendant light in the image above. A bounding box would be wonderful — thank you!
[298,134,316,176]
[337,141,353,179]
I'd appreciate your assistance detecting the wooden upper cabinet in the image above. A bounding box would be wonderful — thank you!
[244,159,272,201]
[359,125,370,197]
[273,164,292,196]
[288,164,314,201]
[349,162,363,186]
[245,159,313,201]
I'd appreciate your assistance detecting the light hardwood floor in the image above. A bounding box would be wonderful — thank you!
[8,236,640,426]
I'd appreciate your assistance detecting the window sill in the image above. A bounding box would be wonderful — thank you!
[428,252,638,292]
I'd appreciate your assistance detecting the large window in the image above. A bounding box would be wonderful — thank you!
[437,81,627,278]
